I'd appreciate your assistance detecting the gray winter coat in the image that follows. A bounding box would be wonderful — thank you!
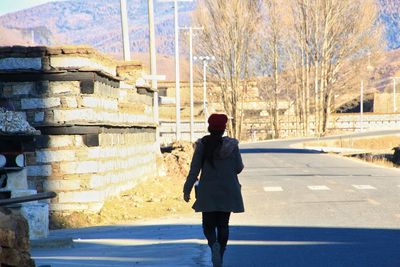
[183,136,245,213]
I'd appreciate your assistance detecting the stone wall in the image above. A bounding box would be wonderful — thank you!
[26,131,156,213]
[330,113,400,132]
[239,113,400,141]
[0,46,158,213]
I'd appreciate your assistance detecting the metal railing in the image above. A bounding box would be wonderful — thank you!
[0,191,57,206]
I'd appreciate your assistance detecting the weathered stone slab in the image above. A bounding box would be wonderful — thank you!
[27,165,52,177]
[21,97,61,109]
[49,81,80,95]
[50,56,116,76]
[20,203,49,240]
[44,179,81,191]
[0,57,42,70]
[36,150,76,163]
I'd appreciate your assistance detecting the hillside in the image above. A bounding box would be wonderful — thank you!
[0,0,399,82]
[0,0,194,57]
[0,0,196,80]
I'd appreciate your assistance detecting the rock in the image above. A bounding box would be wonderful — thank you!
[0,208,30,252]
[0,108,37,134]
[0,207,35,267]
[1,247,35,267]
[392,146,400,164]
[162,141,194,178]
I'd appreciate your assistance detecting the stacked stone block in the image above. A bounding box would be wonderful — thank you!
[0,46,158,213]
[27,132,157,213]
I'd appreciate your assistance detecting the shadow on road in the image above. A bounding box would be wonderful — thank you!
[226,225,400,267]
[240,148,324,154]
[32,224,400,267]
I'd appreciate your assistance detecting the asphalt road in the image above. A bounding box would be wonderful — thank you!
[32,130,400,267]
[226,135,400,267]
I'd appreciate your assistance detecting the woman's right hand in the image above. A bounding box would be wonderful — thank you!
[183,193,190,202]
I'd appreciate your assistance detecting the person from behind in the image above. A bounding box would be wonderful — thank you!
[183,113,244,267]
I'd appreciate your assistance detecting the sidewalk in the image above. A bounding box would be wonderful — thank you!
[31,214,213,267]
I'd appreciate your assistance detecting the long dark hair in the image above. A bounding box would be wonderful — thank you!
[201,129,224,167]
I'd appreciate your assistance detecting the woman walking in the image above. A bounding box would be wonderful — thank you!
[183,113,244,267]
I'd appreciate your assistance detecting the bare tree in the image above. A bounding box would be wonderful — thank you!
[285,0,383,135]
[194,0,262,138]
[197,0,383,138]
[257,0,283,138]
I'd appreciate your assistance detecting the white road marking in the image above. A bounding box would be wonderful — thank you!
[263,186,283,192]
[352,185,376,190]
[308,185,331,191]
[72,238,344,246]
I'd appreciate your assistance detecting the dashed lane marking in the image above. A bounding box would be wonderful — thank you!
[352,185,376,190]
[308,185,331,191]
[261,185,381,192]
[263,186,283,192]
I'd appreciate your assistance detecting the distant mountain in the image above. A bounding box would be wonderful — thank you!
[0,0,399,81]
[0,0,195,57]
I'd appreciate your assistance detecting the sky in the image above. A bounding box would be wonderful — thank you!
[0,0,63,16]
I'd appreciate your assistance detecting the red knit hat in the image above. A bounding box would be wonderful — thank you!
[208,113,228,131]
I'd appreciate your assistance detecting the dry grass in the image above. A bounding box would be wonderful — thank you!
[50,174,194,229]
[304,134,400,168]
[305,135,400,152]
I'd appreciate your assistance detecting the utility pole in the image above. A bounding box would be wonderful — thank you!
[120,0,131,61]
[173,0,181,141]
[181,26,203,142]
[158,0,192,141]
[188,27,195,142]
[148,0,159,142]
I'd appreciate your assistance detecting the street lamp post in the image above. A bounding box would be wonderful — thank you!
[202,58,208,131]
[194,56,215,133]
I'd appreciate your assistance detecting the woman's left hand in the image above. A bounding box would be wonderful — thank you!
[183,193,190,202]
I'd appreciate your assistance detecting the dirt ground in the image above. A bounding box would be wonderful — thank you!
[50,142,195,229]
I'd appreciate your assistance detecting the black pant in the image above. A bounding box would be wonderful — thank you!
[202,211,231,255]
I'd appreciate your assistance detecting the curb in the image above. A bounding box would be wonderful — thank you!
[31,237,74,249]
